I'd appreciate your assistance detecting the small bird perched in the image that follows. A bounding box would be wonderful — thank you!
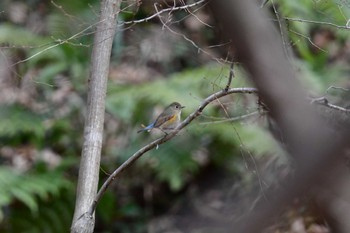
[137,102,185,134]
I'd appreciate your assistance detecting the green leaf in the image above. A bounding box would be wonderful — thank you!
[0,105,45,138]
[0,190,12,206]
[0,24,48,46]
[106,64,247,123]
[10,186,38,212]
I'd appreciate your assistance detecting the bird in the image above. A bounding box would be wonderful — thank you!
[137,102,185,134]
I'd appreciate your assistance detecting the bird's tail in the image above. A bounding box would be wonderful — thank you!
[137,122,155,133]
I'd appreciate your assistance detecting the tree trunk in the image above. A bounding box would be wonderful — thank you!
[71,0,121,232]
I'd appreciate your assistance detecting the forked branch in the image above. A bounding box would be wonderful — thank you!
[86,87,258,216]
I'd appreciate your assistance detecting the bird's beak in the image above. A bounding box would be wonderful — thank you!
[181,106,185,109]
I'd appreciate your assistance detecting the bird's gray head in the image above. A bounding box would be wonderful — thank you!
[169,102,185,112]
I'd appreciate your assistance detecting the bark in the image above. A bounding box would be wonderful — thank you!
[71,1,121,232]
[208,0,350,232]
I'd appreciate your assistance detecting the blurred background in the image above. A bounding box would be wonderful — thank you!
[0,0,350,232]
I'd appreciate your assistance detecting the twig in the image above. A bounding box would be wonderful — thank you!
[225,62,234,91]
[86,87,258,216]
[326,85,349,93]
[311,97,350,113]
[199,110,264,125]
[154,2,225,65]
[122,0,208,25]
[284,17,350,30]
[289,29,327,53]
[11,21,100,67]
[271,0,289,59]
[51,0,85,25]
[8,0,208,69]
[260,0,270,8]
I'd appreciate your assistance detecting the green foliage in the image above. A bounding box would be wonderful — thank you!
[2,187,75,233]
[0,23,90,89]
[0,24,49,47]
[0,8,88,231]
[0,105,45,143]
[106,65,281,191]
[106,64,247,122]
[1,0,349,232]
[0,161,73,232]
[97,190,146,233]
[151,138,200,190]
[266,0,350,97]
[278,0,350,71]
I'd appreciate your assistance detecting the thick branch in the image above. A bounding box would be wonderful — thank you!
[87,87,258,216]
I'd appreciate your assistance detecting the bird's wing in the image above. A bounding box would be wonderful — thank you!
[154,113,176,128]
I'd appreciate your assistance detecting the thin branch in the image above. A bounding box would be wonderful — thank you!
[311,97,350,113]
[225,62,234,91]
[260,0,270,8]
[122,0,208,25]
[326,85,349,93]
[284,17,350,30]
[4,0,209,71]
[154,2,225,65]
[271,0,290,59]
[51,0,86,25]
[10,1,137,67]
[10,21,99,67]
[199,107,268,200]
[289,29,327,53]
[86,87,258,216]
[199,110,264,125]
[167,0,212,28]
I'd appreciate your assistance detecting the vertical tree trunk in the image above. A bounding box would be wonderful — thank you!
[71,0,121,232]
[209,0,349,232]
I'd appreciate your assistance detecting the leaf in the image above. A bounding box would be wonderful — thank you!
[0,165,73,221]
[10,186,38,212]
[152,138,199,191]
[0,24,48,46]
[106,64,245,122]
[0,190,12,207]
[0,105,45,138]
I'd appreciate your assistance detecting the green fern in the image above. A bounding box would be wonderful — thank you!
[0,24,49,47]
[106,64,249,122]
[0,166,73,223]
[2,187,75,233]
[0,105,45,139]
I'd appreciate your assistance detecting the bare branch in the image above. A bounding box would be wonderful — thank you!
[271,0,290,59]
[311,97,350,113]
[225,62,234,91]
[6,0,223,69]
[154,2,226,65]
[284,17,350,30]
[10,21,98,67]
[208,0,350,232]
[86,87,258,217]
[122,0,208,25]
[289,29,327,53]
[326,85,349,93]
[199,110,264,125]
